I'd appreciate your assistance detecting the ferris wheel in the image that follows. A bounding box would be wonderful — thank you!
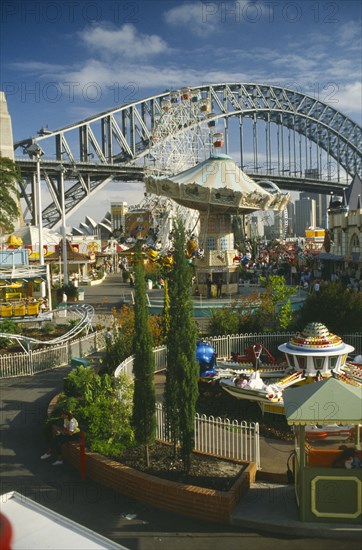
[148,87,223,174]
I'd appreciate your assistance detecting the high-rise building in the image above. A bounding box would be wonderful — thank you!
[300,192,328,228]
[273,210,288,239]
[286,201,295,237]
[295,196,316,237]
[110,202,128,235]
[0,92,23,229]
[247,215,264,239]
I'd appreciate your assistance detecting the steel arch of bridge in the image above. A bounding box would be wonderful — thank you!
[15,83,362,228]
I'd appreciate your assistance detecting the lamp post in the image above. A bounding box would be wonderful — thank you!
[56,165,69,286]
[25,143,46,297]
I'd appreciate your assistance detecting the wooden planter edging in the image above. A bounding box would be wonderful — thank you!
[62,443,256,524]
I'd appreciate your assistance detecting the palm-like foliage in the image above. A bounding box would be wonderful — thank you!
[0,157,20,233]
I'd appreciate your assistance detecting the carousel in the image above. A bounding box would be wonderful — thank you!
[144,153,289,296]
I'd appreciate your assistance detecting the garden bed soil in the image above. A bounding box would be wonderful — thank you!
[117,442,244,492]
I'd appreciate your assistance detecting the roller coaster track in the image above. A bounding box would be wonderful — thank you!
[0,304,95,353]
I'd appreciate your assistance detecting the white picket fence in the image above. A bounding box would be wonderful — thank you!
[155,402,260,469]
[205,332,362,360]
[114,346,167,378]
[2,330,360,380]
[0,330,106,378]
[115,332,361,377]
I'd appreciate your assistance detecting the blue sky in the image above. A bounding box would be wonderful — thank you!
[1,0,361,226]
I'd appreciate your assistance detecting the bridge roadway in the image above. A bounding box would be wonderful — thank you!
[16,156,349,227]
[1,273,360,547]
[17,157,348,194]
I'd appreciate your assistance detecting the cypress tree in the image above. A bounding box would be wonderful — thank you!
[162,278,170,340]
[164,219,198,472]
[132,246,156,466]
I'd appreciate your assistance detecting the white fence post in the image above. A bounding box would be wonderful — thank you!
[29,349,34,376]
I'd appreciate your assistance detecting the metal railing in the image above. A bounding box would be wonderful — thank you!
[155,402,260,468]
[0,330,106,378]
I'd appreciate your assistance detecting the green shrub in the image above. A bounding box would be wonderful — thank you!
[42,322,57,334]
[0,319,18,347]
[61,368,135,455]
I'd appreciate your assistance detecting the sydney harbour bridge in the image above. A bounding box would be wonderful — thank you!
[14,82,362,229]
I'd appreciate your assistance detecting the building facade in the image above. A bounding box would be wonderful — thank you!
[295,196,316,237]
[329,208,361,268]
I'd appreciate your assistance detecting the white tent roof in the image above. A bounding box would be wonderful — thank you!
[145,154,289,214]
[166,154,269,194]
[7,225,61,247]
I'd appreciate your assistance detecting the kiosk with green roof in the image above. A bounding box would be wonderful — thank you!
[283,378,362,523]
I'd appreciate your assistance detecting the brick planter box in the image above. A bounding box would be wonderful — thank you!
[63,443,256,524]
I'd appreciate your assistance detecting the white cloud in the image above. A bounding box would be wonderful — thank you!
[337,20,362,50]
[164,1,265,36]
[62,59,252,95]
[164,1,220,36]
[63,59,118,88]
[79,23,167,59]
[332,81,362,119]
[7,61,68,75]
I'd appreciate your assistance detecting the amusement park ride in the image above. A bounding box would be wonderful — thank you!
[145,153,290,294]
[197,322,362,439]
[143,86,291,294]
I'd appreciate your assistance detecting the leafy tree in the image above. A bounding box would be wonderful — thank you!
[105,305,135,373]
[105,304,164,374]
[208,304,240,336]
[132,246,156,466]
[207,276,297,335]
[165,220,198,472]
[207,293,267,336]
[259,275,297,330]
[296,282,362,333]
[0,156,21,233]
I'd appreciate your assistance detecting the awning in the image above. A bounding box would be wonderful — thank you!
[283,378,362,425]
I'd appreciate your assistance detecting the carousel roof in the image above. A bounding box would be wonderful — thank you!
[283,378,362,425]
[145,154,290,214]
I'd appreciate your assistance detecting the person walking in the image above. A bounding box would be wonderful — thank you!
[216,277,223,298]
[206,275,212,298]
